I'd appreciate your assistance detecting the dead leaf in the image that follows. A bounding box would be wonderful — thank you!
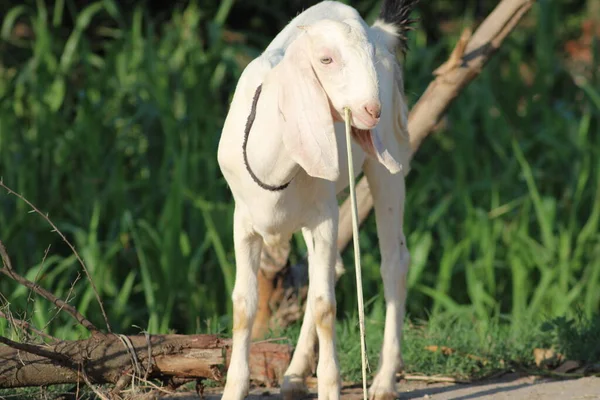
[425,345,455,356]
[554,360,582,373]
[534,348,564,368]
[554,360,581,373]
[425,345,489,365]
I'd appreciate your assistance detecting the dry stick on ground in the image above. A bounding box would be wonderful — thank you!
[253,0,536,338]
[0,179,112,333]
[0,333,292,389]
[399,374,466,384]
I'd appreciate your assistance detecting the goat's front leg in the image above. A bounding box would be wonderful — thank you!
[281,253,345,400]
[364,160,410,400]
[222,207,263,400]
[306,207,342,400]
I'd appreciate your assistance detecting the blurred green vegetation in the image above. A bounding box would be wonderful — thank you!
[0,0,599,344]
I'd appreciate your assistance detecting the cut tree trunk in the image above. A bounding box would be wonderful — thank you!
[0,333,291,389]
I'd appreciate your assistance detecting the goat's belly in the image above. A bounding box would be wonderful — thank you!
[241,192,304,244]
[261,232,293,249]
[253,215,298,249]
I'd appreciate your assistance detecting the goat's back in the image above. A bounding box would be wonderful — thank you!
[265,1,364,55]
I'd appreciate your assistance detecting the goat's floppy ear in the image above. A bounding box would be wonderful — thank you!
[276,34,339,182]
[352,127,403,174]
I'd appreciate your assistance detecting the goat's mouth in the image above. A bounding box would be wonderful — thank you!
[350,126,374,152]
[353,113,379,129]
[330,106,379,130]
[329,105,373,143]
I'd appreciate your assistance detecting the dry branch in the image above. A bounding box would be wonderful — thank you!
[0,240,98,333]
[0,334,291,389]
[0,267,97,333]
[253,0,535,336]
[0,179,112,332]
[0,310,59,342]
[406,0,534,154]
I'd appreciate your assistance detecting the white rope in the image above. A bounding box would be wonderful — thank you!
[344,107,369,400]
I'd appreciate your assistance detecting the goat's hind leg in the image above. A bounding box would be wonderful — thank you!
[222,207,263,400]
[282,208,342,400]
[281,290,317,399]
[363,160,410,400]
[281,251,345,400]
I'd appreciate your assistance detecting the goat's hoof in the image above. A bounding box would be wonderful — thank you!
[368,392,397,400]
[221,380,249,400]
[368,373,398,400]
[281,374,309,400]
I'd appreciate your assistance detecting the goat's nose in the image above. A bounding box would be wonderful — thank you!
[364,101,381,119]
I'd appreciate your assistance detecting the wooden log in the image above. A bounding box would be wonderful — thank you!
[0,334,291,389]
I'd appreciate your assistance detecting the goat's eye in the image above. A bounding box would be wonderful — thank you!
[320,57,333,65]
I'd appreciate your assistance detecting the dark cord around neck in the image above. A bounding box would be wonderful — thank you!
[242,84,292,192]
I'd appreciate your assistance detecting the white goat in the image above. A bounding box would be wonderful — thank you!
[217,1,417,399]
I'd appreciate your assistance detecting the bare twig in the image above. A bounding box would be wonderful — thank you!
[0,240,99,333]
[397,373,469,384]
[24,244,52,326]
[433,28,473,76]
[252,336,289,344]
[79,364,111,400]
[119,373,175,397]
[0,179,111,332]
[43,272,82,333]
[0,334,73,366]
[0,310,59,343]
[0,240,14,270]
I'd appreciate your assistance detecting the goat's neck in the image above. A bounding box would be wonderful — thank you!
[244,80,300,188]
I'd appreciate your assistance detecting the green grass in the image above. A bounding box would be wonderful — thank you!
[0,385,96,400]
[0,0,599,379]
[244,310,600,383]
[336,313,542,382]
[541,311,600,365]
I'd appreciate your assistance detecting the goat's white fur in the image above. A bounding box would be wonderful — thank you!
[217,2,411,399]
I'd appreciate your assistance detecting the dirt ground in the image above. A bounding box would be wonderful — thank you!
[162,373,600,400]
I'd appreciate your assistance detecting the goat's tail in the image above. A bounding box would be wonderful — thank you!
[372,0,419,54]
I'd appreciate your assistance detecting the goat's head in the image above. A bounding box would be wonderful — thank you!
[304,19,381,129]
[275,18,402,182]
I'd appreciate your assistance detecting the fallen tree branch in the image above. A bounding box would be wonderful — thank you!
[0,334,74,366]
[0,240,98,333]
[253,0,536,336]
[0,235,292,391]
[407,0,534,154]
[0,334,291,389]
